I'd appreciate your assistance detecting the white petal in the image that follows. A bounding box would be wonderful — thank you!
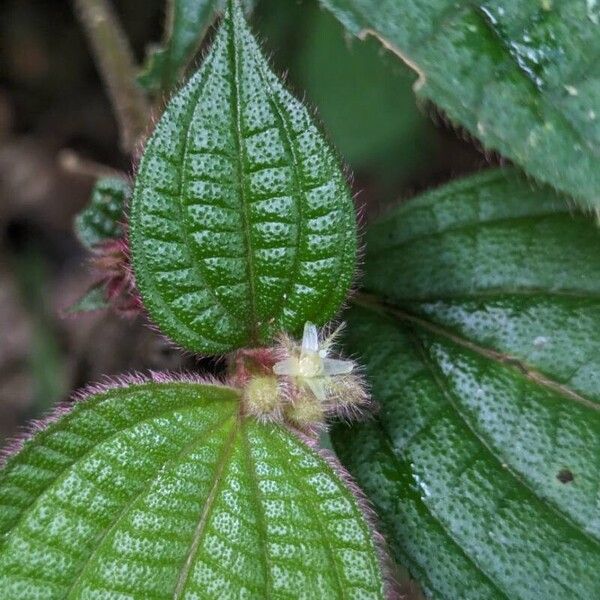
[302,322,319,354]
[273,358,299,376]
[322,357,354,376]
[306,377,327,402]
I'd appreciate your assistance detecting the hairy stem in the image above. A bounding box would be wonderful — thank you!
[74,0,150,154]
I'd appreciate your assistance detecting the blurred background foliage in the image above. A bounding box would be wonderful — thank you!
[0,0,490,444]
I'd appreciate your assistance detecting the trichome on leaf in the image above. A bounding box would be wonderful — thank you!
[0,2,390,599]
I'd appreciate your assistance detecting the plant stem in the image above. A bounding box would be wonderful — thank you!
[58,148,126,180]
[74,0,150,154]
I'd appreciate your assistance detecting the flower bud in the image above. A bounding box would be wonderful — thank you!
[243,375,280,420]
[284,393,325,429]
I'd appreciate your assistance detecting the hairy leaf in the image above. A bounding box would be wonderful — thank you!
[0,379,385,599]
[75,177,130,249]
[333,169,600,599]
[139,1,258,94]
[320,0,600,211]
[131,0,357,354]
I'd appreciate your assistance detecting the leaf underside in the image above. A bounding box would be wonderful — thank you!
[0,380,385,599]
[131,0,357,355]
[75,177,130,250]
[320,0,600,211]
[333,169,600,599]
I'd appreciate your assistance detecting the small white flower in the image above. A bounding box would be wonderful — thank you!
[273,322,354,401]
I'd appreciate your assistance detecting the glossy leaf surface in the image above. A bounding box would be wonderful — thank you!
[131,0,357,354]
[75,177,130,249]
[333,169,600,599]
[0,379,385,599]
[320,0,600,211]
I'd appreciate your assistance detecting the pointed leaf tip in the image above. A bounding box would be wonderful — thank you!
[130,0,357,354]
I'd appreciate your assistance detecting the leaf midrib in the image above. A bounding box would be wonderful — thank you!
[356,295,599,412]
[174,41,249,347]
[403,324,600,555]
[173,406,242,598]
[228,2,259,344]
[241,424,272,598]
[352,300,600,565]
[0,392,236,541]
[233,6,355,334]
[133,43,243,350]
[65,413,235,599]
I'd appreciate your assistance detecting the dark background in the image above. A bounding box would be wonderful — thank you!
[0,0,492,442]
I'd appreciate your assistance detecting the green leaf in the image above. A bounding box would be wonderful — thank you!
[0,379,385,599]
[75,177,130,249]
[138,0,220,93]
[130,0,357,355]
[138,0,259,94]
[64,283,109,315]
[333,169,600,599]
[320,0,600,212]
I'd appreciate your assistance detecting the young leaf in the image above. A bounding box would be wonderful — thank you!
[130,0,357,355]
[320,0,600,212]
[333,169,600,599]
[138,0,220,93]
[75,177,130,249]
[0,379,386,599]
